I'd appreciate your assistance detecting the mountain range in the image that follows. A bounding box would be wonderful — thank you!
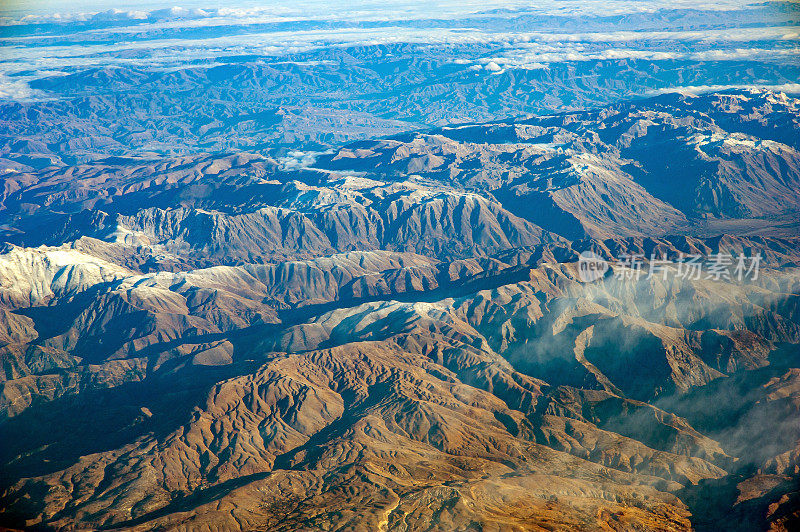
[0,87,798,530]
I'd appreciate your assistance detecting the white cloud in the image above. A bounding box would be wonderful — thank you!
[279,150,324,170]
[0,1,765,26]
[0,0,795,86]
[502,26,800,45]
[478,41,800,69]
[649,83,800,95]
[0,74,45,101]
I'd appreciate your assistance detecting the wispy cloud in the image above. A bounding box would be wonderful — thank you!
[648,83,800,95]
[0,73,45,100]
[0,1,768,26]
[2,23,797,75]
[0,0,796,98]
[478,43,800,69]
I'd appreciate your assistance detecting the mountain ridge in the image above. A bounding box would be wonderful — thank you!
[1,90,799,530]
